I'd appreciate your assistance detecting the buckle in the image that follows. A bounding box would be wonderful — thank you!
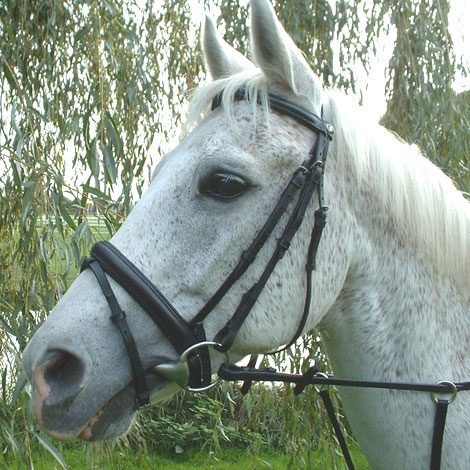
[431,380,458,404]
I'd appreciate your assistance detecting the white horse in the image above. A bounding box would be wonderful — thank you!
[22,1,470,468]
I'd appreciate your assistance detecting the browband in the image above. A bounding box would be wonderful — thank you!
[212,87,334,139]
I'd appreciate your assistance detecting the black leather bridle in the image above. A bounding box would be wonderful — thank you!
[80,88,469,470]
[81,87,333,405]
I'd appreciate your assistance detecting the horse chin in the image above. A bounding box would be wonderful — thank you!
[38,369,180,442]
[79,373,180,441]
[79,371,181,441]
[78,385,137,441]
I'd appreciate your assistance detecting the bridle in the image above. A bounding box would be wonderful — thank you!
[81,87,333,403]
[81,88,469,470]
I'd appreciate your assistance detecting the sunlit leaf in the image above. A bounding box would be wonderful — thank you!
[33,431,69,469]
[2,61,18,91]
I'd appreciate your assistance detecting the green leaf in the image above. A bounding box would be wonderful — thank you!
[0,314,15,337]
[58,200,77,231]
[9,371,28,407]
[3,425,21,453]
[21,181,36,226]
[40,260,48,284]
[10,159,22,189]
[33,431,68,469]
[82,184,110,200]
[74,25,89,42]
[2,61,17,90]
[102,143,117,184]
[104,112,123,157]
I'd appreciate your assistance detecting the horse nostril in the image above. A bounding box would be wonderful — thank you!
[45,351,84,387]
[34,350,86,407]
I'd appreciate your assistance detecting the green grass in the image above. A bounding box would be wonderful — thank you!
[2,446,370,470]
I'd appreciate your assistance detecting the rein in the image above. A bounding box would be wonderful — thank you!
[218,363,470,470]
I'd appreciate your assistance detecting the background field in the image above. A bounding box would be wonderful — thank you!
[5,446,370,470]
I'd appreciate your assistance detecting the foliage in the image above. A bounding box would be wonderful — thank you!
[210,0,470,190]
[0,0,468,468]
[379,0,470,192]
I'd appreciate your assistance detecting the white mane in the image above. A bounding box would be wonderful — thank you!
[188,72,470,290]
[327,92,470,290]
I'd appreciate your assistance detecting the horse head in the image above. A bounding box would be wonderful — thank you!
[22,1,470,468]
[23,0,349,442]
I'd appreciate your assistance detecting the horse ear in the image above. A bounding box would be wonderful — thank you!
[250,0,323,112]
[203,15,254,79]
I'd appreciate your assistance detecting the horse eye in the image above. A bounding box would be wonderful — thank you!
[200,172,247,200]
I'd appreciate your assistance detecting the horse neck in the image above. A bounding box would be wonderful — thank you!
[323,163,470,383]
[323,218,470,383]
[316,126,470,469]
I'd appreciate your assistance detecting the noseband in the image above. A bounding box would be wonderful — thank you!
[81,87,334,406]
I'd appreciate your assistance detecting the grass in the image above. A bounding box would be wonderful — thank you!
[2,446,370,470]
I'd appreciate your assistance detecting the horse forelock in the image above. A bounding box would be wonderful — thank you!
[185,69,268,131]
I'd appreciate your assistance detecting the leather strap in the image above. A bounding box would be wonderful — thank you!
[430,399,449,470]
[218,364,470,394]
[83,259,150,407]
[218,363,470,470]
[83,242,211,390]
[212,88,334,138]
[319,389,355,470]
[89,242,197,353]
[189,168,309,327]
[207,112,331,352]
[192,88,333,333]
[239,355,260,395]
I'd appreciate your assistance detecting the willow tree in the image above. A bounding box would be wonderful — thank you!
[214,0,469,188]
[1,0,468,466]
[380,0,469,191]
[0,0,204,464]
